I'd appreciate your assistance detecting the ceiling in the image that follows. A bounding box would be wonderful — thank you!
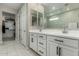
[42,3,65,10]
[42,3,79,11]
[0,3,22,10]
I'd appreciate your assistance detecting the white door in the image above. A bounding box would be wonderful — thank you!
[47,41,58,56]
[61,45,78,56]
[30,34,38,52]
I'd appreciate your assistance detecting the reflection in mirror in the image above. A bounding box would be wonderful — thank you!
[49,17,59,21]
[31,9,44,29]
[31,10,37,27]
[45,8,79,30]
[38,12,43,28]
[42,3,79,30]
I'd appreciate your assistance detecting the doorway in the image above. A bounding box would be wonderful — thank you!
[2,12,15,41]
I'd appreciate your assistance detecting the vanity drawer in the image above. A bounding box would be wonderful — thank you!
[47,36,57,42]
[38,39,46,48]
[63,39,78,48]
[38,34,46,40]
[47,36,63,43]
[38,46,46,56]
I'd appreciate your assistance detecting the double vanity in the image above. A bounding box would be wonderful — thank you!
[29,29,79,56]
[28,3,79,56]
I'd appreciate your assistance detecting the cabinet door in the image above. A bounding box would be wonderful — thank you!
[30,35,38,52]
[38,46,46,56]
[47,41,58,56]
[61,45,78,56]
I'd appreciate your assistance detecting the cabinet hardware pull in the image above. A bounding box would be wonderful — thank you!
[39,50,43,54]
[59,47,61,56]
[55,39,63,42]
[39,42,43,45]
[31,38,33,42]
[39,36,43,38]
[56,46,58,55]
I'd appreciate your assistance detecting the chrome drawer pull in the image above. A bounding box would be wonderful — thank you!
[39,36,43,38]
[39,50,43,54]
[55,39,63,42]
[39,42,43,45]
[56,46,58,55]
[59,47,61,56]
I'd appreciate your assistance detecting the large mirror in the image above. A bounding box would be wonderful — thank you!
[31,10,44,29]
[44,4,79,30]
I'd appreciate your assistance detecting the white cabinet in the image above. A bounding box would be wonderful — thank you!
[29,32,79,56]
[30,33,38,52]
[63,38,78,48]
[38,34,47,56]
[61,45,78,56]
[29,33,47,56]
[38,46,46,56]
[47,35,79,56]
[47,41,58,56]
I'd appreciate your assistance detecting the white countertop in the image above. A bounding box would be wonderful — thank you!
[29,29,79,40]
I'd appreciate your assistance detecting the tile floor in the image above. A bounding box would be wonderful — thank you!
[0,40,38,56]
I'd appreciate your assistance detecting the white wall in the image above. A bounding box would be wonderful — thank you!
[15,4,29,47]
[0,6,17,14]
[0,9,2,44]
[15,11,20,42]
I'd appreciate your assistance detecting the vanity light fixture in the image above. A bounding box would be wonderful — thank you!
[49,17,59,21]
